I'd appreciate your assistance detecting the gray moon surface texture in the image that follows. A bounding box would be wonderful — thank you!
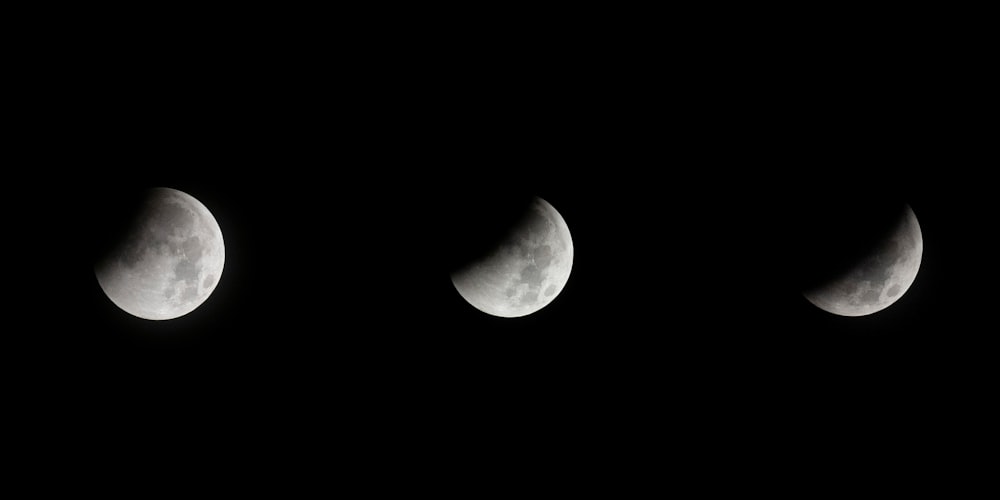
[95,188,225,320]
[451,197,574,318]
[803,204,922,317]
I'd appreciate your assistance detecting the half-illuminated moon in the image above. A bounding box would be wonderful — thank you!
[451,197,573,318]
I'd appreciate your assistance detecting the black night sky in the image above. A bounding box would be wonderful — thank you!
[10,6,993,489]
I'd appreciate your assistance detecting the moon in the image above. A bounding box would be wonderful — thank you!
[95,188,225,320]
[803,204,922,317]
[451,197,573,318]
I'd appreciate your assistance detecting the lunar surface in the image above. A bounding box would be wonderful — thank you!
[451,197,573,318]
[95,188,225,320]
[803,204,922,317]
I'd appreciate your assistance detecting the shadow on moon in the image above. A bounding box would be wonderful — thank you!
[795,201,912,293]
[443,191,539,275]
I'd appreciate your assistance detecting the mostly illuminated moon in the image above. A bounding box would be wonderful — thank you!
[95,188,225,320]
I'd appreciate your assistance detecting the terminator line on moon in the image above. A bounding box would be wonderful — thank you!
[95,188,225,320]
[451,197,573,318]
[803,204,922,317]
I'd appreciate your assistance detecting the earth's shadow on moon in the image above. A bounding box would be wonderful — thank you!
[90,189,156,269]
[441,191,540,275]
[792,199,913,295]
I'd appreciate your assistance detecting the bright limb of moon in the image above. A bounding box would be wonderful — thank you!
[95,188,225,320]
[451,197,573,318]
[803,204,922,317]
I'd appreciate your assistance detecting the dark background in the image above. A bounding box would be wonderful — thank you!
[9,5,993,488]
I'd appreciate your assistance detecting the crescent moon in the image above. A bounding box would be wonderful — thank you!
[803,204,922,316]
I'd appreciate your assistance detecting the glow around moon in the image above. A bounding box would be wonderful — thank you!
[95,188,225,320]
[803,204,922,317]
[451,197,573,318]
